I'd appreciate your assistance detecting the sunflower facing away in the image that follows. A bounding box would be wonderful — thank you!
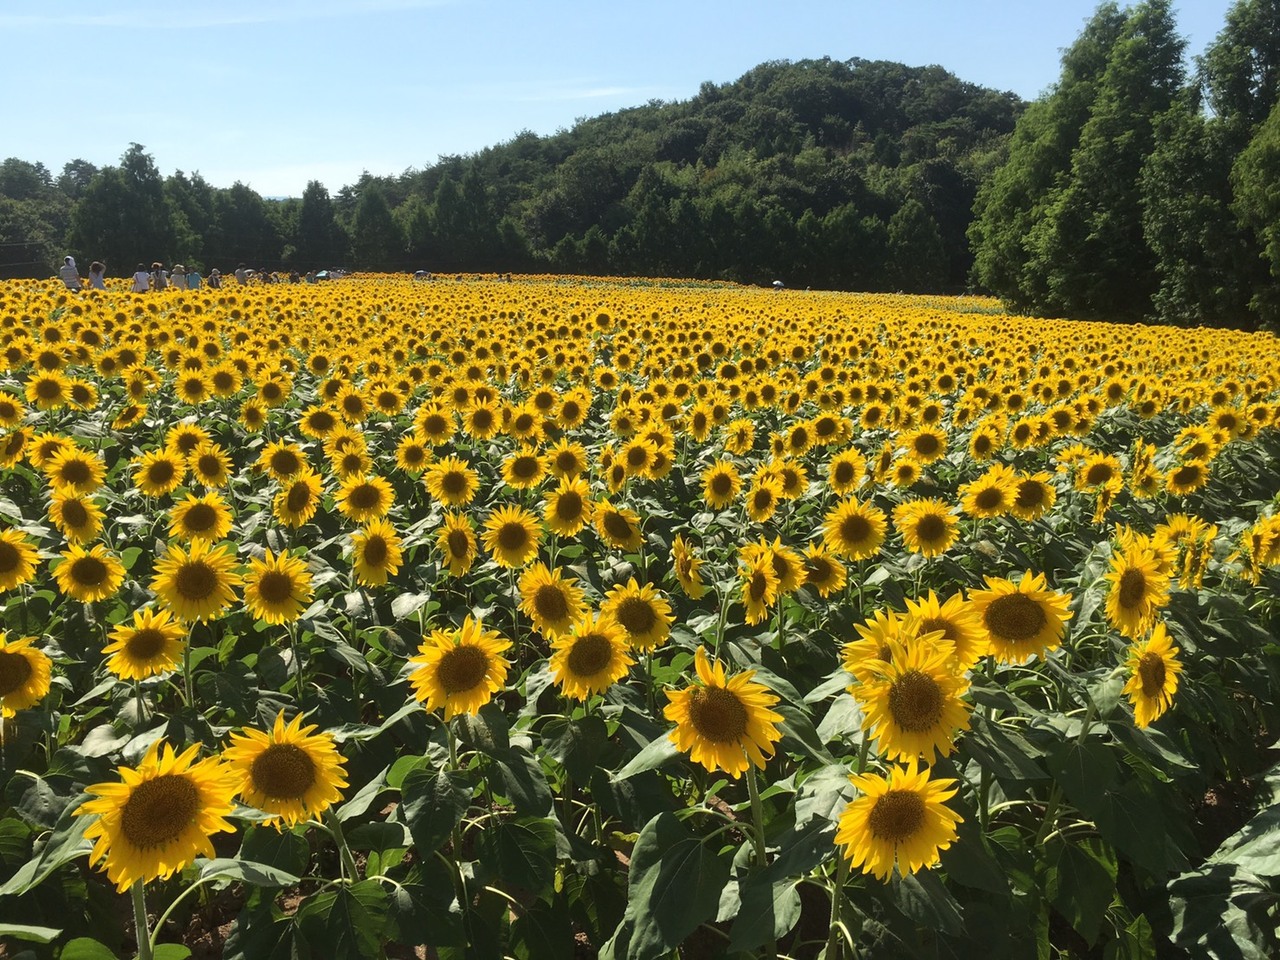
[0,633,52,717]
[151,541,241,622]
[664,646,784,777]
[101,608,186,681]
[1122,622,1183,728]
[223,711,349,827]
[243,550,313,625]
[549,613,635,700]
[854,639,972,762]
[351,518,403,587]
[968,571,1074,664]
[601,579,673,651]
[54,543,126,603]
[408,616,512,719]
[835,761,962,881]
[77,740,239,892]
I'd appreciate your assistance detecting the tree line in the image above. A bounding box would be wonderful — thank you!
[1,0,1277,328]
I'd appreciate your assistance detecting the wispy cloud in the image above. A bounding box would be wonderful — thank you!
[0,0,454,30]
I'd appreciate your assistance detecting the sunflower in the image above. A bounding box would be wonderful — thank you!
[102,608,186,681]
[407,616,512,719]
[168,492,234,544]
[903,591,987,670]
[503,446,547,490]
[602,579,673,651]
[0,393,25,427]
[414,404,456,445]
[843,609,922,685]
[151,541,241,622]
[438,511,479,577]
[44,447,107,496]
[462,400,501,440]
[594,500,644,552]
[823,498,888,561]
[1122,622,1183,728]
[274,467,324,528]
[1075,452,1123,492]
[547,612,636,698]
[543,476,592,538]
[772,459,809,499]
[298,404,340,440]
[188,442,233,488]
[672,534,708,600]
[335,474,394,524]
[77,740,239,892]
[664,646,784,777]
[49,492,104,544]
[223,711,349,827]
[546,438,589,480]
[702,461,741,510]
[1103,545,1170,639]
[0,633,52,717]
[260,440,308,482]
[744,475,784,524]
[351,518,403,587]
[28,432,72,470]
[801,543,846,598]
[959,463,1019,518]
[25,370,69,410]
[54,543,126,603]
[828,448,867,496]
[243,550,313,625]
[969,571,1073,664]
[395,435,431,475]
[166,424,211,458]
[482,504,543,568]
[723,418,755,455]
[518,563,587,637]
[424,455,480,507]
[741,537,806,595]
[0,428,30,467]
[1166,460,1211,496]
[902,426,947,464]
[854,639,971,761]
[835,761,962,881]
[111,403,147,431]
[893,499,959,557]
[739,554,780,626]
[0,528,40,591]
[133,449,187,497]
[1010,471,1057,521]
[240,398,268,432]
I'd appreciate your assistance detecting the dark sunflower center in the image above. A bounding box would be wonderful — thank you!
[437,645,490,694]
[512,456,540,479]
[974,486,1004,510]
[888,670,944,732]
[250,743,316,799]
[71,556,108,586]
[534,584,570,623]
[915,514,947,543]
[752,488,774,511]
[916,617,957,643]
[687,686,749,743]
[567,632,613,675]
[121,774,200,849]
[197,454,222,477]
[1138,652,1166,697]
[440,471,467,496]
[770,555,793,583]
[447,529,472,558]
[555,491,583,520]
[867,789,926,842]
[175,561,217,601]
[362,535,388,567]
[424,414,447,435]
[182,503,218,533]
[348,484,381,510]
[1172,465,1201,486]
[471,409,494,431]
[615,597,657,635]
[1084,463,1114,486]
[914,434,940,456]
[1015,481,1046,509]
[36,379,61,400]
[257,571,295,605]
[749,570,771,602]
[0,650,34,696]
[271,450,301,475]
[286,482,313,513]
[983,593,1046,642]
[0,540,21,572]
[833,462,855,484]
[840,513,870,544]
[148,461,176,485]
[1117,569,1148,609]
[497,522,530,552]
[602,512,633,542]
[513,414,534,433]
[626,447,649,468]
[126,628,168,660]
[60,459,92,484]
[555,451,578,473]
[804,557,832,584]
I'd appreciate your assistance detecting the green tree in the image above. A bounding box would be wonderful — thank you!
[68,144,175,271]
[350,182,402,270]
[1232,98,1280,325]
[887,198,947,291]
[293,180,347,270]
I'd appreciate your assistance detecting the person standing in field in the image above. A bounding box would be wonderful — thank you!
[150,262,168,291]
[235,263,248,285]
[208,268,222,289]
[88,261,106,290]
[131,264,150,293]
[171,264,188,291]
[187,265,202,290]
[59,256,81,290]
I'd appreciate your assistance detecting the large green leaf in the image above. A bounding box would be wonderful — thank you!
[510,895,574,960]
[541,714,610,784]
[726,874,802,952]
[1044,837,1117,946]
[385,860,465,948]
[490,746,554,816]
[238,824,311,877]
[401,767,472,856]
[0,924,61,943]
[477,816,558,900]
[200,858,300,887]
[295,880,390,960]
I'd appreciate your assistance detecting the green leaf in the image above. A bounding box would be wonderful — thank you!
[612,812,731,960]
[965,713,1047,782]
[0,798,92,897]
[59,939,118,960]
[775,702,835,763]
[542,714,610,784]
[477,816,558,899]
[296,880,390,960]
[0,924,61,943]
[726,875,801,952]
[1168,863,1280,960]
[200,858,300,887]
[510,895,574,960]
[153,946,193,960]
[611,733,678,781]
[1210,805,1280,877]
[1045,838,1117,946]
[238,824,311,877]
[490,747,554,816]
[4,773,70,831]
[889,869,964,935]
[390,592,432,620]
[401,767,471,856]
[386,861,464,947]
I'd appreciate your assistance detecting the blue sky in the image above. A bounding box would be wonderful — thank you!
[4,0,1238,197]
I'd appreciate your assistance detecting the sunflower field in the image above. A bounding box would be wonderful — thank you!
[1,275,1279,960]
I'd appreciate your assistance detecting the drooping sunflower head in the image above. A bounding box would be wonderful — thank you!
[594,500,643,552]
[672,534,708,600]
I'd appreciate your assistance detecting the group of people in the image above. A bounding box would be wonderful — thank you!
[128,262,220,293]
[57,256,333,292]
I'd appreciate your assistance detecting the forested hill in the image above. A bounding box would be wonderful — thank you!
[1,57,1024,290]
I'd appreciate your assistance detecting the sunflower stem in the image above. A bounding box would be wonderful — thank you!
[745,764,777,959]
[644,650,655,716]
[182,631,194,709]
[324,808,360,882]
[825,852,850,960]
[131,881,153,960]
